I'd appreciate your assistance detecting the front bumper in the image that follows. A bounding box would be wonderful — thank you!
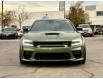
[81,32,92,36]
[1,34,16,39]
[20,45,85,62]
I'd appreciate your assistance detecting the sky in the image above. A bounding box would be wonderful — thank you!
[0,1,103,12]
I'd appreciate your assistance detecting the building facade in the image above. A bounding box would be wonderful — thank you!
[85,4,103,27]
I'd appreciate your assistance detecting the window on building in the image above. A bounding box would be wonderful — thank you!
[85,5,96,11]
[96,11,103,16]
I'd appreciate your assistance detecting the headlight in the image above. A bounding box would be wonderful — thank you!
[23,39,33,46]
[71,39,82,46]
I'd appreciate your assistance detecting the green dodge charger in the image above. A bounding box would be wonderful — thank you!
[19,19,86,64]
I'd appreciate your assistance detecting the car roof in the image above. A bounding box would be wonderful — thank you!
[35,19,69,21]
[79,24,90,25]
[3,28,17,30]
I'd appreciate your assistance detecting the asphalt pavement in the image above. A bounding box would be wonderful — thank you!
[0,36,103,78]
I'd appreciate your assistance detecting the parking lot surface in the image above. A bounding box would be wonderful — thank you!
[0,36,103,78]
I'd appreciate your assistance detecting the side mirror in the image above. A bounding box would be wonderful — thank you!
[23,28,29,33]
[76,28,83,31]
[76,28,83,34]
[17,29,20,31]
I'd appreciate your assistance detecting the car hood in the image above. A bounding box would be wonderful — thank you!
[23,31,81,41]
[82,28,90,30]
[2,31,16,35]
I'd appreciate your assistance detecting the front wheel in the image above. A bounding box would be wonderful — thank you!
[19,49,27,65]
[90,33,94,37]
[79,58,86,64]
[20,59,27,65]
[78,48,86,64]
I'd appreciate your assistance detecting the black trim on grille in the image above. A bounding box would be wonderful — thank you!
[39,45,65,47]
[33,41,71,47]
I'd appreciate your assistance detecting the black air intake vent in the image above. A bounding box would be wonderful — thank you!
[45,33,60,35]
[35,53,70,60]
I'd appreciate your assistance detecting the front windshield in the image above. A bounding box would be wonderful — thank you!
[78,24,90,28]
[30,20,75,32]
[3,28,16,32]
[0,30,1,33]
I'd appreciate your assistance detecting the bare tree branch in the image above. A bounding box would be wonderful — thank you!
[15,6,29,29]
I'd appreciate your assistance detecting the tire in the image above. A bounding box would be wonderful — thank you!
[78,48,86,64]
[79,58,86,64]
[20,59,27,65]
[19,48,27,65]
[90,33,94,37]
[14,35,17,39]
[1,36,3,39]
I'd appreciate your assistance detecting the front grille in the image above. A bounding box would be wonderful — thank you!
[83,30,88,32]
[33,41,71,47]
[39,45,65,47]
[35,53,70,60]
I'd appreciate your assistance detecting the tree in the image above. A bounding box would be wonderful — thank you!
[15,7,29,29]
[66,6,88,27]
[0,11,15,27]
[66,6,78,27]
[84,12,90,24]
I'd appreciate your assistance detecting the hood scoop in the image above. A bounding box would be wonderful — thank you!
[45,33,60,35]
